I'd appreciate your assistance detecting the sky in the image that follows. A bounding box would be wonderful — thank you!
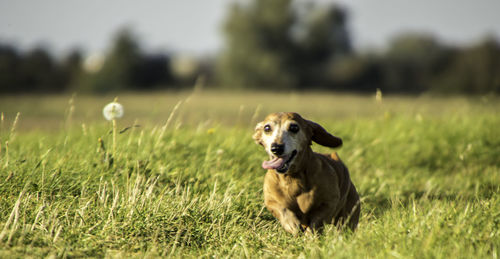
[1,0,499,56]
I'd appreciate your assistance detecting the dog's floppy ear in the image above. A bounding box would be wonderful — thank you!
[306,120,342,148]
[253,122,264,146]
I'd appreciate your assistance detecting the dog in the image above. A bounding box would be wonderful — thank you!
[253,112,360,235]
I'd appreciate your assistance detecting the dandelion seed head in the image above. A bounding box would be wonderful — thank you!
[103,102,124,121]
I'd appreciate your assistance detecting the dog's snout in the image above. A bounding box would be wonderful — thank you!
[271,143,285,156]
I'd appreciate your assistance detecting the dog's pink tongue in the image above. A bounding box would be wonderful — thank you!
[262,157,285,170]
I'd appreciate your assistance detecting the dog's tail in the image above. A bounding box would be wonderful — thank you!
[330,152,341,161]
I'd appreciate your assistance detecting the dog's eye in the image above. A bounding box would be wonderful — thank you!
[289,124,299,133]
[264,125,272,133]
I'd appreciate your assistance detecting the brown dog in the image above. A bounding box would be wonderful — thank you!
[253,112,360,235]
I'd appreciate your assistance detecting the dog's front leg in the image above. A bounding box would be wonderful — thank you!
[279,208,303,235]
[266,200,303,235]
[308,203,337,233]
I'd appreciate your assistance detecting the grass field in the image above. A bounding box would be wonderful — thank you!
[0,91,499,258]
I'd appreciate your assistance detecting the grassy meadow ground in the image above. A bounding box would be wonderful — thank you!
[0,91,499,258]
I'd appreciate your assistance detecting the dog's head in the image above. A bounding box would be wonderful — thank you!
[253,112,342,174]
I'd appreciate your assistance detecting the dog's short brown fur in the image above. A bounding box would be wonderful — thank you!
[253,112,360,235]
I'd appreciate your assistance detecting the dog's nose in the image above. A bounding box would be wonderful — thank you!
[271,143,285,156]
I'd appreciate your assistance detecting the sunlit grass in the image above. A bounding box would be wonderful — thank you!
[1,90,497,131]
[0,91,499,257]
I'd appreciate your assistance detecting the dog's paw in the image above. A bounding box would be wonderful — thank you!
[282,221,302,235]
[281,211,302,235]
[304,226,315,237]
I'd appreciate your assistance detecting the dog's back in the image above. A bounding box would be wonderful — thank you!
[320,152,360,230]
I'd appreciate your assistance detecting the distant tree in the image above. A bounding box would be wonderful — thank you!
[77,28,175,93]
[217,0,297,89]
[134,53,173,89]
[431,37,500,94]
[217,0,351,89]
[328,54,384,92]
[381,33,454,93]
[296,4,352,87]
[0,44,21,93]
[19,47,66,92]
[61,49,84,89]
[78,28,143,93]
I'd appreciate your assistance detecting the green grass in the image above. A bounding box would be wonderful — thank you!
[0,91,499,258]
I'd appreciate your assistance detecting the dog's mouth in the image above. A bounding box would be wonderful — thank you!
[262,150,297,173]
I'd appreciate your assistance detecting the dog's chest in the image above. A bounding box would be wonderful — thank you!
[279,178,316,214]
[296,191,315,214]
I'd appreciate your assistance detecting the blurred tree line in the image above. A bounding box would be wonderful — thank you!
[0,29,177,94]
[0,0,499,94]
